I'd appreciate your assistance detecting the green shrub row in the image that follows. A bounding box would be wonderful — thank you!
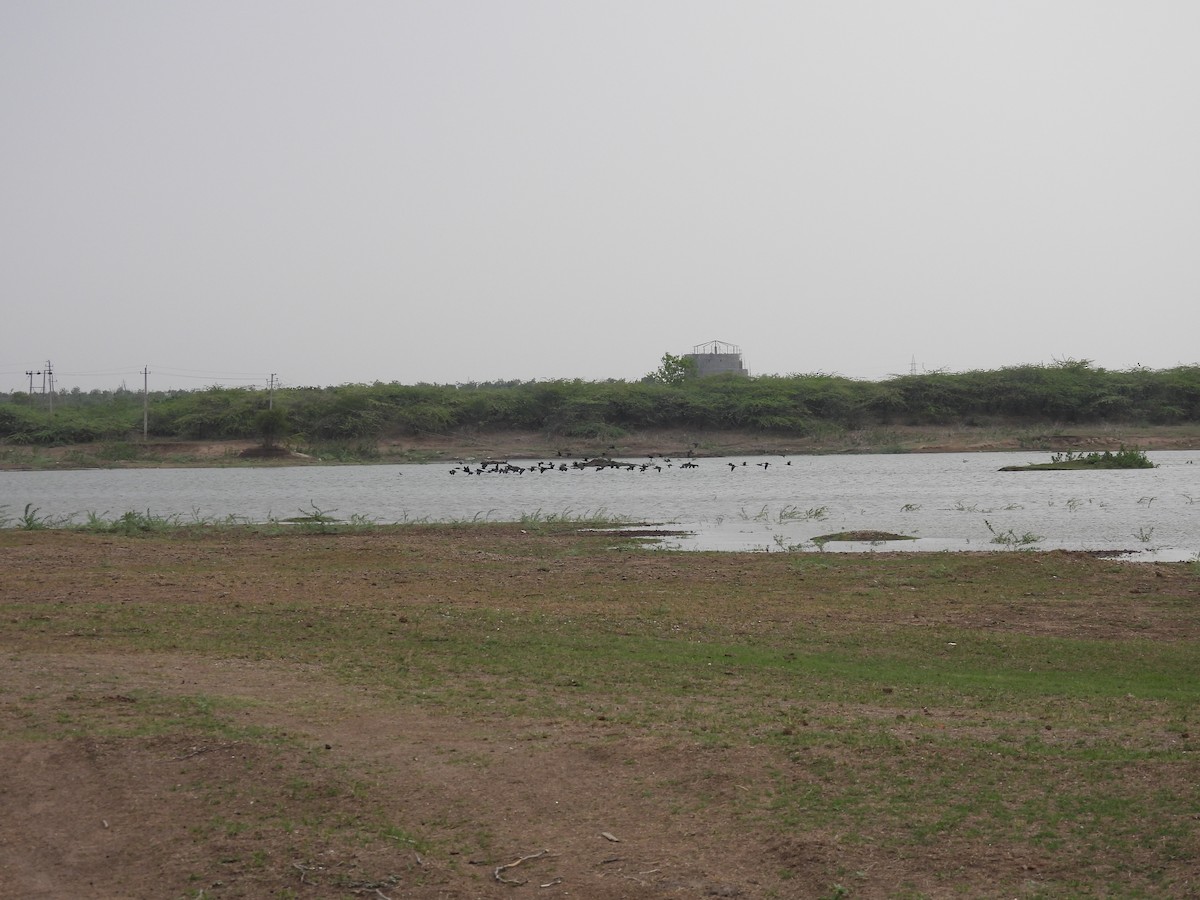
[2,361,1198,445]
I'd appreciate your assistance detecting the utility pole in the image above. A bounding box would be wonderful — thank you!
[268,373,277,410]
[25,370,35,405]
[142,366,150,441]
[37,361,54,414]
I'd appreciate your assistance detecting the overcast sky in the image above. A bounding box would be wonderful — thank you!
[3,1,1198,393]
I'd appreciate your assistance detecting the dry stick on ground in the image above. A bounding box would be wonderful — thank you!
[494,849,552,885]
[172,745,212,760]
[171,740,239,761]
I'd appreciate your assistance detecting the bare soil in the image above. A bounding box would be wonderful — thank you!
[4,656,789,899]
[5,424,1200,469]
[1,529,845,899]
[3,528,1198,898]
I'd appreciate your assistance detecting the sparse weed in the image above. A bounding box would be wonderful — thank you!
[984,519,1043,547]
[519,508,627,527]
[281,503,342,532]
[777,505,830,523]
[739,505,771,522]
[771,533,809,552]
[18,503,61,530]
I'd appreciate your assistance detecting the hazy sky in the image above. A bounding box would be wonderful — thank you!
[3,2,1198,393]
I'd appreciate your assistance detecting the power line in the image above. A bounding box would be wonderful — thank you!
[46,364,268,382]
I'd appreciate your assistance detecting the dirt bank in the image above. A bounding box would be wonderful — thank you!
[3,423,1200,469]
[379,424,1200,459]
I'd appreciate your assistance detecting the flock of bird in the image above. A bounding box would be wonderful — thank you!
[447,453,792,475]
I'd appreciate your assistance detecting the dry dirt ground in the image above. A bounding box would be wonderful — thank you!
[7,424,1200,470]
[3,527,1198,899]
[1,530,863,900]
[6,651,788,899]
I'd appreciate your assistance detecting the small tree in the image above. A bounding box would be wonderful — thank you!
[648,352,697,386]
[254,407,288,448]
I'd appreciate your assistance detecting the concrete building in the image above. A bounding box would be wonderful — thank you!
[685,340,749,378]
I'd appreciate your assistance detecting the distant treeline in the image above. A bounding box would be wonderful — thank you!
[2,362,1198,446]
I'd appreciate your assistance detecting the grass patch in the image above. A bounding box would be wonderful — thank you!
[1001,447,1156,471]
[812,530,916,545]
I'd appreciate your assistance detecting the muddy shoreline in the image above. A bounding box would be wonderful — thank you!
[3,423,1200,469]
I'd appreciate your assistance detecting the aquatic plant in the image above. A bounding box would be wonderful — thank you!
[519,508,628,527]
[739,505,771,522]
[812,530,916,546]
[984,519,1043,547]
[771,533,811,552]
[1052,447,1154,468]
[1002,447,1155,471]
[777,504,830,523]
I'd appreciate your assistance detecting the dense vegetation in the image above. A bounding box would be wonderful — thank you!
[1000,447,1157,471]
[2,360,1198,446]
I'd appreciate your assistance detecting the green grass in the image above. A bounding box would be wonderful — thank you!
[1001,447,1157,471]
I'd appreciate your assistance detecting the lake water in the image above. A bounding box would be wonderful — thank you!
[3,451,1200,560]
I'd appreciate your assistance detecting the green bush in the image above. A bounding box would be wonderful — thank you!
[10,364,1200,447]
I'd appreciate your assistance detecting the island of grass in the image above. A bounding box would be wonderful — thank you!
[812,530,916,544]
[1000,447,1155,471]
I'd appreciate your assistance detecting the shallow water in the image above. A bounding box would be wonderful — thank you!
[3,451,1199,559]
